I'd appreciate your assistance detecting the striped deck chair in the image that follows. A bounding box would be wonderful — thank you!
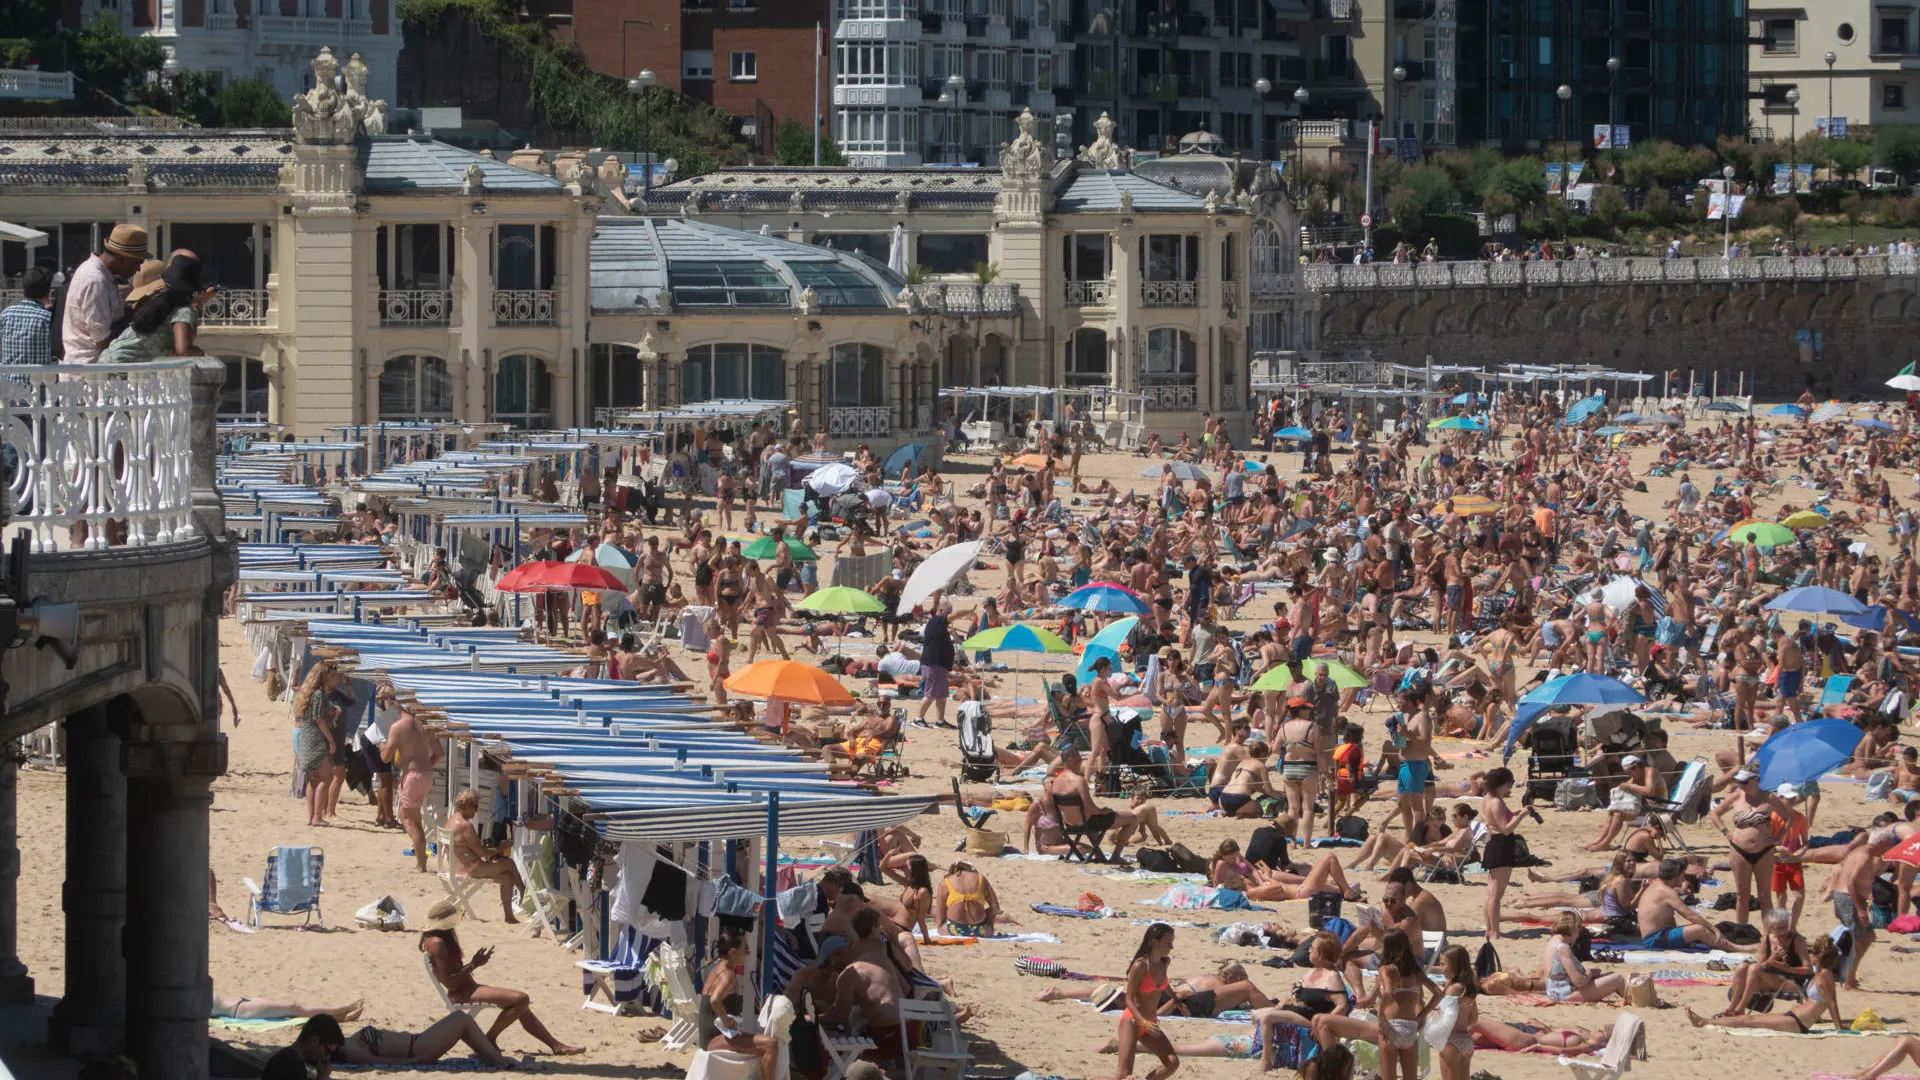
[243,846,324,928]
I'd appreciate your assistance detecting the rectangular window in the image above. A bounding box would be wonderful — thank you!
[590,344,643,412]
[730,51,758,80]
[1220,235,1236,281]
[915,233,990,274]
[1884,16,1911,54]
[813,233,891,261]
[1888,82,1908,109]
[684,50,715,80]
[1763,18,1796,54]
[1140,234,1200,281]
[1063,233,1109,280]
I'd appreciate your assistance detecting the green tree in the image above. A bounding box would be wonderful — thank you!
[1642,186,1677,226]
[216,76,292,127]
[1829,136,1875,181]
[774,117,847,166]
[1592,185,1628,232]
[1772,197,1801,233]
[1840,191,1867,227]
[1484,157,1545,215]
[1877,125,1920,178]
[1386,164,1453,233]
[73,14,165,103]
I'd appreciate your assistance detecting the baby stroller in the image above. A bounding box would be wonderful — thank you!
[958,700,997,782]
[1521,712,1580,804]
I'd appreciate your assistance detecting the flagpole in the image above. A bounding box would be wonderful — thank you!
[814,22,823,167]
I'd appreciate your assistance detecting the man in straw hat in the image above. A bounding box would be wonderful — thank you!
[61,223,149,364]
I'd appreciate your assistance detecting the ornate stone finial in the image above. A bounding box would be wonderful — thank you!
[788,189,806,213]
[893,189,911,212]
[291,47,358,145]
[597,155,627,192]
[1118,188,1134,213]
[508,147,553,176]
[127,161,149,189]
[1077,111,1124,170]
[1205,190,1221,214]
[343,52,370,102]
[362,98,389,135]
[462,161,485,194]
[999,107,1047,181]
[798,286,821,315]
[479,148,495,159]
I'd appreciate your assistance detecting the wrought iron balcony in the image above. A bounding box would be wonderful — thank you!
[379,289,453,326]
[199,288,270,327]
[1064,278,1116,307]
[492,289,557,327]
[1140,279,1199,307]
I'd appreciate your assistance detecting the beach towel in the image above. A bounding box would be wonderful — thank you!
[209,1017,306,1032]
[1713,1027,1916,1038]
[1030,903,1117,919]
[927,931,1061,945]
[332,1058,512,1072]
[1141,884,1270,912]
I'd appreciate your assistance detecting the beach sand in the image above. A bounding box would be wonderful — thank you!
[16,411,1919,1080]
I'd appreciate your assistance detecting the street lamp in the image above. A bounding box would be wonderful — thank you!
[627,69,656,191]
[947,72,966,164]
[1721,163,1736,258]
[1390,64,1406,143]
[1255,76,1271,165]
[1293,85,1309,197]
[1825,51,1837,134]
[1787,86,1801,248]
[1606,56,1620,145]
[1556,83,1572,206]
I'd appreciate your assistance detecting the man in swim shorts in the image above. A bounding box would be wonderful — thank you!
[1392,688,1433,837]
[386,706,441,873]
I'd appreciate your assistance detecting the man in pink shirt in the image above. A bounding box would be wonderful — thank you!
[60,223,148,363]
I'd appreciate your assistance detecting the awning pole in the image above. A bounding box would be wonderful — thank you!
[760,791,781,994]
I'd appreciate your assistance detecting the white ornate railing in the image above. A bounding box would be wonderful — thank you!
[1305,254,1920,291]
[200,288,270,327]
[256,15,343,39]
[1141,279,1199,306]
[205,12,238,29]
[380,289,452,326]
[828,405,891,438]
[1065,278,1116,306]
[493,289,557,326]
[1,362,197,551]
[345,16,375,35]
[911,282,1020,316]
[0,69,76,101]
[0,289,20,309]
[1141,378,1197,411]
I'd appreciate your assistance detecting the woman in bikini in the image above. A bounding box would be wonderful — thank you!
[932,860,1001,937]
[1685,938,1844,1034]
[701,934,780,1080]
[1732,638,1765,732]
[1540,910,1627,1004]
[1711,768,1794,927]
[1479,615,1521,706]
[1374,929,1442,1080]
[1466,1019,1608,1054]
[1479,766,1526,942]
[1508,851,1641,925]
[1215,741,1279,819]
[1114,923,1181,1080]
[1277,701,1322,844]
[1433,945,1480,1080]
[419,903,583,1055]
[898,854,936,945]
[1157,655,1193,762]
[713,544,745,637]
[333,1012,515,1068]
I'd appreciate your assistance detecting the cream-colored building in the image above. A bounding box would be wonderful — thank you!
[0,53,1314,445]
[1748,2,1920,136]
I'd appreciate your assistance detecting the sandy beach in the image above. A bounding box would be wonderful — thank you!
[16,409,1920,1080]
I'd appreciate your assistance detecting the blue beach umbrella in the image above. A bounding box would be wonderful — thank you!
[1506,674,1647,756]
[1144,462,1209,481]
[881,441,929,476]
[1753,719,1864,789]
[1706,402,1747,413]
[1592,426,1627,437]
[1855,418,1896,432]
[1769,404,1807,417]
[1085,616,1141,654]
[1060,583,1150,615]
[1838,605,1920,635]
[1275,426,1314,441]
[1563,396,1606,424]
[1429,416,1486,432]
[1616,412,1645,424]
[1765,586,1869,617]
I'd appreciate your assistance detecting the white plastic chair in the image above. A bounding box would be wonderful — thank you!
[423,954,494,1020]
[657,943,705,1052]
[1558,1011,1645,1080]
[897,998,970,1080]
[433,825,488,918]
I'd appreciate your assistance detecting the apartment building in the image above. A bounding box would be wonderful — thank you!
[1748,2,1920,137]
[565,0,832,149]
[1452,0,1747,150]
[70,0,403,102]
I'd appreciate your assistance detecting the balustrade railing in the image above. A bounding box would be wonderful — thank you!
[1,361,198,551]
[380,289,453,326]
[828,405,892,438]
[200,288,270,327]
[910,281,1019,316]
[1141,279,1199,306]
[1064,278,1116,306]
[492,289,557,326]
[1304,254,1920,291]
[1141,377,1198,411]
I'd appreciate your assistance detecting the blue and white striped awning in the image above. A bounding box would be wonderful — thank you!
[594,796,937,842]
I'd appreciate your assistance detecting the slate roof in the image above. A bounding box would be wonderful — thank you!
[357,136,563,194]
[0,131,292,187]
[643,166,1003,211]
[590,216,908,316]
[1052,169,1212,212]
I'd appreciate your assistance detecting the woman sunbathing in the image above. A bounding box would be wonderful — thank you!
[335,1011,518,1068]
[1685,937,1844,1034]
[1468,1019,1609,1053]
[1214,851,1363,903]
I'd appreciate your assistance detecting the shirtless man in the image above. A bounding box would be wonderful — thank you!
[1636,857,1744,951]
[447,788,522,923]
[827,930,907,1069]
[639,536,672,623]
[1383,866,1447,934]
[1392,689,1434,838]
[1774,625,1808,722]
[1040,747,1169,857]
[386,706,442,873]
[1828,829,1896,989]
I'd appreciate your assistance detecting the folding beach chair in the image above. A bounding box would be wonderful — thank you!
[1642,759,1709,853]
[512,829,564,941]
[433,824,488,918]
[658,942,706,1052]
[1051,791,1111,863]
[1817,674,1856,712]
[424,953,495,1020]
[1558,1010,1645,1080]
[806,991,875,1080]
[897,997,971,1080]
[242,846,324,928]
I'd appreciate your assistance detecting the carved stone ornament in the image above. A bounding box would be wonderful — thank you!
[797,286,821,315]
[462,162,486,194]
[597,155,627,191]
[998,108,1048,181]
[1118,188,1134,213]
[1077,111,1124,170]
[291,48,356,145]
[1205,190,1221,213]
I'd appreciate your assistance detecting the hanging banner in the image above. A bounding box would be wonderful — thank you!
[1707,192,1728,220]
[1592,123,1613,149]
[1795,162,1814,193]
[1545,162,1564,194]
[1566,162,1585,188]
[1772,163,1792,195]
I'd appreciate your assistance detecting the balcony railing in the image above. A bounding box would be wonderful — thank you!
[1141,279,1199,307]
[1140,376,1198,412]
[379,289,453,326]
[828,405,891,438]
[0,69,75,101]
[1,361,198,551]
[1250,273,1294,298]
[205,12,238,29]
[1065,278,1116,306]
[0,289,20,308]
[909,281,1019,316]
[493,289,557,326]
[346,16,375,35]
[199,288,270,327]
[256,15,344,40]
[1303,254,1920,291]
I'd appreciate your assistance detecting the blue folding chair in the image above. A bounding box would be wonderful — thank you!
[243,845,325,928]
[1818,674,1857,711]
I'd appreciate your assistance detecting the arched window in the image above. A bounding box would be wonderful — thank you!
[1064,328,1109,386]
[217,355,269,418]
[1252,220,1284,277]
[683,344,786,403]
[828,343,885,407]
[378,355,453,419]
[493,354,553,429]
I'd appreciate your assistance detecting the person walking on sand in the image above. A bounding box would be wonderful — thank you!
[386,704,442,873]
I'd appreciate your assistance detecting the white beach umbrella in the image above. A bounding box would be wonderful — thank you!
[897,541,982,614]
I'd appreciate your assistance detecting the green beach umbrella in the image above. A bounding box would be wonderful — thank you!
[1250,658,1369,693]
[742,534,817,561]
[794,587,885,614]
[1725,521,1796,548]
[959,623,1072,713]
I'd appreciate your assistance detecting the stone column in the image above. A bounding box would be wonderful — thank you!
[124,774,214,1080]
[49,703,128,1055]
[0,758,32,1004]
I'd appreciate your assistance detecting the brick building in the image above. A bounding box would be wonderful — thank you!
[561,0,830,151]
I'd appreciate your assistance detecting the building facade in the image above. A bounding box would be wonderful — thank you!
[561,0,831,152]
[1453,0,1747,150]
[1747,2,1920,138]
[69,0,402,103]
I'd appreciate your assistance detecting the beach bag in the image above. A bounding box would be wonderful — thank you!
[1307,892,1343,927]
[265,668,285,700]
[1014,956,1063,978]
[1555,778,1600,811]
[1136,848,1179,873]
[353,895,408,931]
[251,646,272,682]
[1421,994,1460,1051]
[1624,974,1660,1008]
[1335,815,1370,841]
[964,828,1007,858]
[1473,941,1502,980]
[1717,921,1762,946]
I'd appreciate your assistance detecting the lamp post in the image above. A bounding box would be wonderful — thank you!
[1721,163,1736,258]
[1292,85,1309,197]
[947,72,966,164]
[1825,51,1837,135]
[1255,76,1271,165]
[627,69,656,191]
[1787,86,1801,248]
[1606,56,1620,145]
[1390,64,1406,144]
[938,89,954,164]
[1556,83,1572,206]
